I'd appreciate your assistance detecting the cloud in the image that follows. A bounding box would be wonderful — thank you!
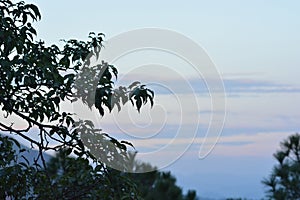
[116,72,300,95]
[130,131,293,157]
[223,78,300,94]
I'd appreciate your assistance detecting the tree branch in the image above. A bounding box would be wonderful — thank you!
[0,121,39,146]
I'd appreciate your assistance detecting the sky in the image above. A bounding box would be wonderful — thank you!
[7,0,300,199]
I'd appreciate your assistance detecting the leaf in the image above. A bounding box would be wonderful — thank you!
[66,116,74,127]
[10,137,21,149]
[130,98,134,106]
[140,89,147,103]
[60,56,70,68]
[65,148,72,156]
[95,165,102,172]
[53,97,60,107]
[149,95,154,107]
[98,106,104,116]
[29,76,36,86]
[116,102,121,112]
[47,90,55,98]
[148,88,154,98]
[22,12,27,24]
[49,129,55,135]
[39,112,44,122]
[84,120,94,128]
[111,66,118,79]
[27,33,33,41]
[21,155,30,165]
[64,73,74,80]
[128,81,140,89]
[19,162,28,168]
[74,150,82,156]
[120,140,135,149]
[19,148,26,153]
[121,95,128,105]
[28,27,37,35]
[136,97,142,112]
[24,76,30,85]
[92,38,97,47]
[25,4,41,20]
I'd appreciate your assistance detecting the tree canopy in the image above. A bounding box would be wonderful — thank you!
[0,1,200,199]
[262,133,300,200]
[0,135,199,199]
[0,0,155,199]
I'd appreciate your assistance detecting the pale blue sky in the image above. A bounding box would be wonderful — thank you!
[30,0,300,84]
[12,0,300,199]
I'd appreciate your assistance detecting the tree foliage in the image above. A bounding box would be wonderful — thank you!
[262,133,300,200]
[0,139,198,199]
[0,0,154,199]
[138,171,197,200]
[123,153,198,200]
[0,136,142,199]
[44,151,198,200]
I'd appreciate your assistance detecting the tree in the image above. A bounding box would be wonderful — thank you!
[123,153,198,200]
[262,133,300,200]
[0,137,142,199]
[0,0,154,199]
[38,150,198,200]
[143,171,184,200]
[0,142,198,200]
[128,169,198,200]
